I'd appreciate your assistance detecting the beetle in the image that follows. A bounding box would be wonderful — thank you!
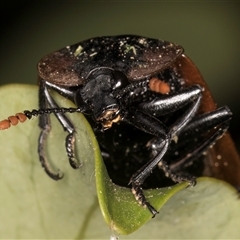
[0,35,237,217]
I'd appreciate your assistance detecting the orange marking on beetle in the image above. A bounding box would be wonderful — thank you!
[149,78,171,94]
[0,113,28,130]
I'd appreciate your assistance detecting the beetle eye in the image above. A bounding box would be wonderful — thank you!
[112,70,129,90]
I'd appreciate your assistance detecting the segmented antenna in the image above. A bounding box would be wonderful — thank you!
[0,107,81,130]
[0,113,27,130]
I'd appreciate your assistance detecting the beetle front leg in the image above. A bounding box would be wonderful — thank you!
[124,109,170,216]
[139,85,202,117]
[38,80,81,180]
[38,81,64,180]
[129,140,169,217]
[140,84,204,182]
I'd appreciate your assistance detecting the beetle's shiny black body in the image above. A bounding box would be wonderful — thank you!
[20,35,233,216]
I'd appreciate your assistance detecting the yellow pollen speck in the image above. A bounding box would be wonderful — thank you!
[74,45,83,56]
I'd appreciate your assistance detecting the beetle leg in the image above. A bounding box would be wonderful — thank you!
[127,86,203,215]
[45,81,75,100]
[125,89,203,216]
[169,106,232,172]
[149,137,197,186]
[38,81,81,180]
[124,109,169,216]
[38,81,64,180]
[147,96,203,186]
[157,160,196,185]
[178,106,232,140]
[168,87,202,138]
[139,85,202,117]
[132,84,204,142]
[43,83,82,169]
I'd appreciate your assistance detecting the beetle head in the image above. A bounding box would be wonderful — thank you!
[77,68,129,129]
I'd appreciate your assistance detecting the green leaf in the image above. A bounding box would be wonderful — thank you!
[95,151,187,234]
[129,177,240,239]
[0,84,240,239]
[0,84,104,239]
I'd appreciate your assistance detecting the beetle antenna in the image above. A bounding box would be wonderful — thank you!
[0,107,82,130]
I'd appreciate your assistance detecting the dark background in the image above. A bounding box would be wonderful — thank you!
[1,1,240,150]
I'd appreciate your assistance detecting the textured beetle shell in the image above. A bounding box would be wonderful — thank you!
[38,35,183,86]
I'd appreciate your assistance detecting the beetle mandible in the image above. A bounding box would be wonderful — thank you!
[0,35,232,216]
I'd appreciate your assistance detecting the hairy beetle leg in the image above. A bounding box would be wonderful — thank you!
[158,160,196,186]
[66,132,82,169]
[131,182,159,217]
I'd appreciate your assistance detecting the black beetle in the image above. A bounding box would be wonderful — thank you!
[0,35,233,216]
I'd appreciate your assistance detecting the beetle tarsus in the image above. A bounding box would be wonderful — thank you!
[38,127,64,180]
[42,162,64,181]
[158,160,196,185]
[131,182,159,217]
[66,132,82,169]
